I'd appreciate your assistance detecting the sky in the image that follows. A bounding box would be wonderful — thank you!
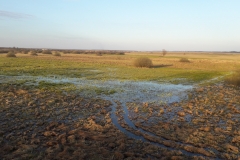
[0,0,240,51]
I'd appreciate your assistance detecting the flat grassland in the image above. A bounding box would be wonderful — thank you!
[1,52,240,83]
[0,52,240,159]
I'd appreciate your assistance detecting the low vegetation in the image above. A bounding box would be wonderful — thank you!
[53,52,61,56]
[225,70,240,87]
[22,50,29,54]
[134,57,153,68]
[179,57,190,62]
[0,52,239,83]
[70,50,125,55]
[0,50,9,54]
[96,52,102,56]
[42,50,52,54]
[29,51,38,56]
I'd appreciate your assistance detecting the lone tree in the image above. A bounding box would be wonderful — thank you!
[162,49,167,56]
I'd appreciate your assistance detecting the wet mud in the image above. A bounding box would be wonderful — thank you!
[0,75,239,159]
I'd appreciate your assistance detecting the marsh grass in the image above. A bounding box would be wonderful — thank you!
[134,57,153,68]
[225,70,240,87]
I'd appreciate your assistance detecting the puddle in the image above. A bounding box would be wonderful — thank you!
[0,75,192,102]
[0,75,192,127]
[0,75,192,128]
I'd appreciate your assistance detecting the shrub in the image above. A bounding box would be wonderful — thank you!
[117,52,125,55]
[179,58,190,62]
[225,70,240,87]
[53,52,61,56]
[22,50,29,54]
[42,50,52,54]
[72,50,82,54]
[96,52,102,56]
[0,50,8,53]
[134,57,153,68]
[13,50,19,54]
[29,51,38,56]
[6,52,16,57]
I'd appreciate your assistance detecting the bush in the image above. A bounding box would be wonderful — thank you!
[13,50,19,54]
[42,50,52,54]
[96,52,102,56]
[117,52,125,55]
[72,50,82,54]
[225,70,240,87]
[22,50,29,54]
[134,57,153,68]
[53,52,61,56]
[179,58,190,62]
[29,51,38,56]
[0,50,9,53]
[6,52,16,57]
[62,51,69,54]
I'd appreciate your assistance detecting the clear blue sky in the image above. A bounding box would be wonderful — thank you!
[0,0,240,51]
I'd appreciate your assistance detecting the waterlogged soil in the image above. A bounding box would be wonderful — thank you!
[0,76,240,159]
[122,85,240,159]
[0,84,192,160]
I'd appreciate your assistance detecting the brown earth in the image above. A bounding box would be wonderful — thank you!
[0,83,239,159]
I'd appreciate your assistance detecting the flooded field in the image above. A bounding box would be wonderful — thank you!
[0,75,239,159]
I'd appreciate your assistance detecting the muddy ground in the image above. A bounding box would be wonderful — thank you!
[0,83,239,160]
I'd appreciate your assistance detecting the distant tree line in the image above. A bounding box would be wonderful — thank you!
[65,50,125,55]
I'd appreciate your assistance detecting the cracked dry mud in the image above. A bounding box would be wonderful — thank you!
[0,83,239,160]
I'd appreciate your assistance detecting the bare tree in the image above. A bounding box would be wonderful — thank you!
[162,49,167,56]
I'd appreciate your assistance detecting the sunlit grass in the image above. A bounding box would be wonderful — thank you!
[0,53,239,84]
[225,70,240,87]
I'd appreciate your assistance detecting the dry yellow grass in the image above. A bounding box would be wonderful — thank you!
[2,52,240,71]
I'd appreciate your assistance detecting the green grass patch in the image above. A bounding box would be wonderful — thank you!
[0,55,231,85]
[94,88,117,95]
